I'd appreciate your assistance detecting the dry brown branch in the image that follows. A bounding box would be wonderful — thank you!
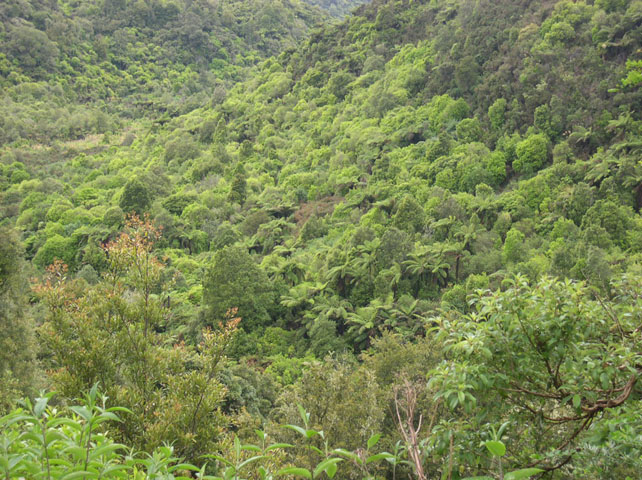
[394,379,427,480]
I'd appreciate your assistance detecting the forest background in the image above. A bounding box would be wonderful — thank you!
[1,0,642,478]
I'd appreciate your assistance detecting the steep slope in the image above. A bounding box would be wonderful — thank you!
[2,0,642,476]
[5,0,642,333]
[302,0,367,18]
[0,0,326,145]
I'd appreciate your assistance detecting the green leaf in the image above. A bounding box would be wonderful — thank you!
[90,442,127,458]
[239,455,265,469]
[600,372,609,390]
[333,448,361,465]
[265,443,294,452]
[89,382,99,401]
[34,396,49,418]
[367,433,381,450]
[484,440,506,457]
[283,424,307,438]
[313,458,342,478]
[97,411,121,422]
[325,462,338,479]
[106,406,133,415]
[572,395,581,409]
[504,468,544,480]
[70,406,92,422]
[365,452,395,464]
[305,429,320,439]
[309,445,325,456]
[241,444,262,452]
[297,404,309,426]
[277,467,312,478]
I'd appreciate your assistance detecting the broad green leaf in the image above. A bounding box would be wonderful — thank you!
[484,440,506,457]
[168,463,201,472]
[283,425,307,438]
[241,444,262,452]
[90,442,127,458]
[265,443,294,452]
[106,406,134,415]
[89,383,99,400]
[367,434,381,450]
[298,404,308,424]
[365,452,395,464]
[277,467,312,478]
[70,406,92,422]
[313,458,342,478]
[97,411,121,422]
[333,448,361,464]
[325,462,338,479]
[572,395,581,409]
[63,445,86,461]
[34,397,49,418]
[305,429,320,439]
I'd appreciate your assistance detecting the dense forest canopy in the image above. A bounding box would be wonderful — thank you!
[1,0,641,478]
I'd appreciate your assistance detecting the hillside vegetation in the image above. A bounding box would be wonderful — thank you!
[1,0,642,478]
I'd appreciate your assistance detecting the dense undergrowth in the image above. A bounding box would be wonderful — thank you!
[1,0,642,478]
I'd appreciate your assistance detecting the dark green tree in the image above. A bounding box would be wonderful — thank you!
[202,246,273,331]
[119,177,151,215]
[0,227,37,412]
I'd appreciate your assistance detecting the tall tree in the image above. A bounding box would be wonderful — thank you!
[35,217,233,462]
[202,245,274,331]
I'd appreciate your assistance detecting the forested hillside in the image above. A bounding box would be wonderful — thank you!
[0,0,326,145]
[301,0,367,18]
[1,0,642,478]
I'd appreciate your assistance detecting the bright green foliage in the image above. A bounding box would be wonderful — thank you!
[0,390,197,479]
[502,228,526,264]
[392,195,425,233]
[0,392,401,480]
[272,358,385,475]
[433,275,642,475]
[622,59,642,88]
[456,118,483,143]
[488,98,507,130]
[2,0,642,476]
[35,218,232,462]
[513,134,549,175]
[32,234,75,268]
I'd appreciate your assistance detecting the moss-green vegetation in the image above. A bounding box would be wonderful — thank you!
[1,0,642,478]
